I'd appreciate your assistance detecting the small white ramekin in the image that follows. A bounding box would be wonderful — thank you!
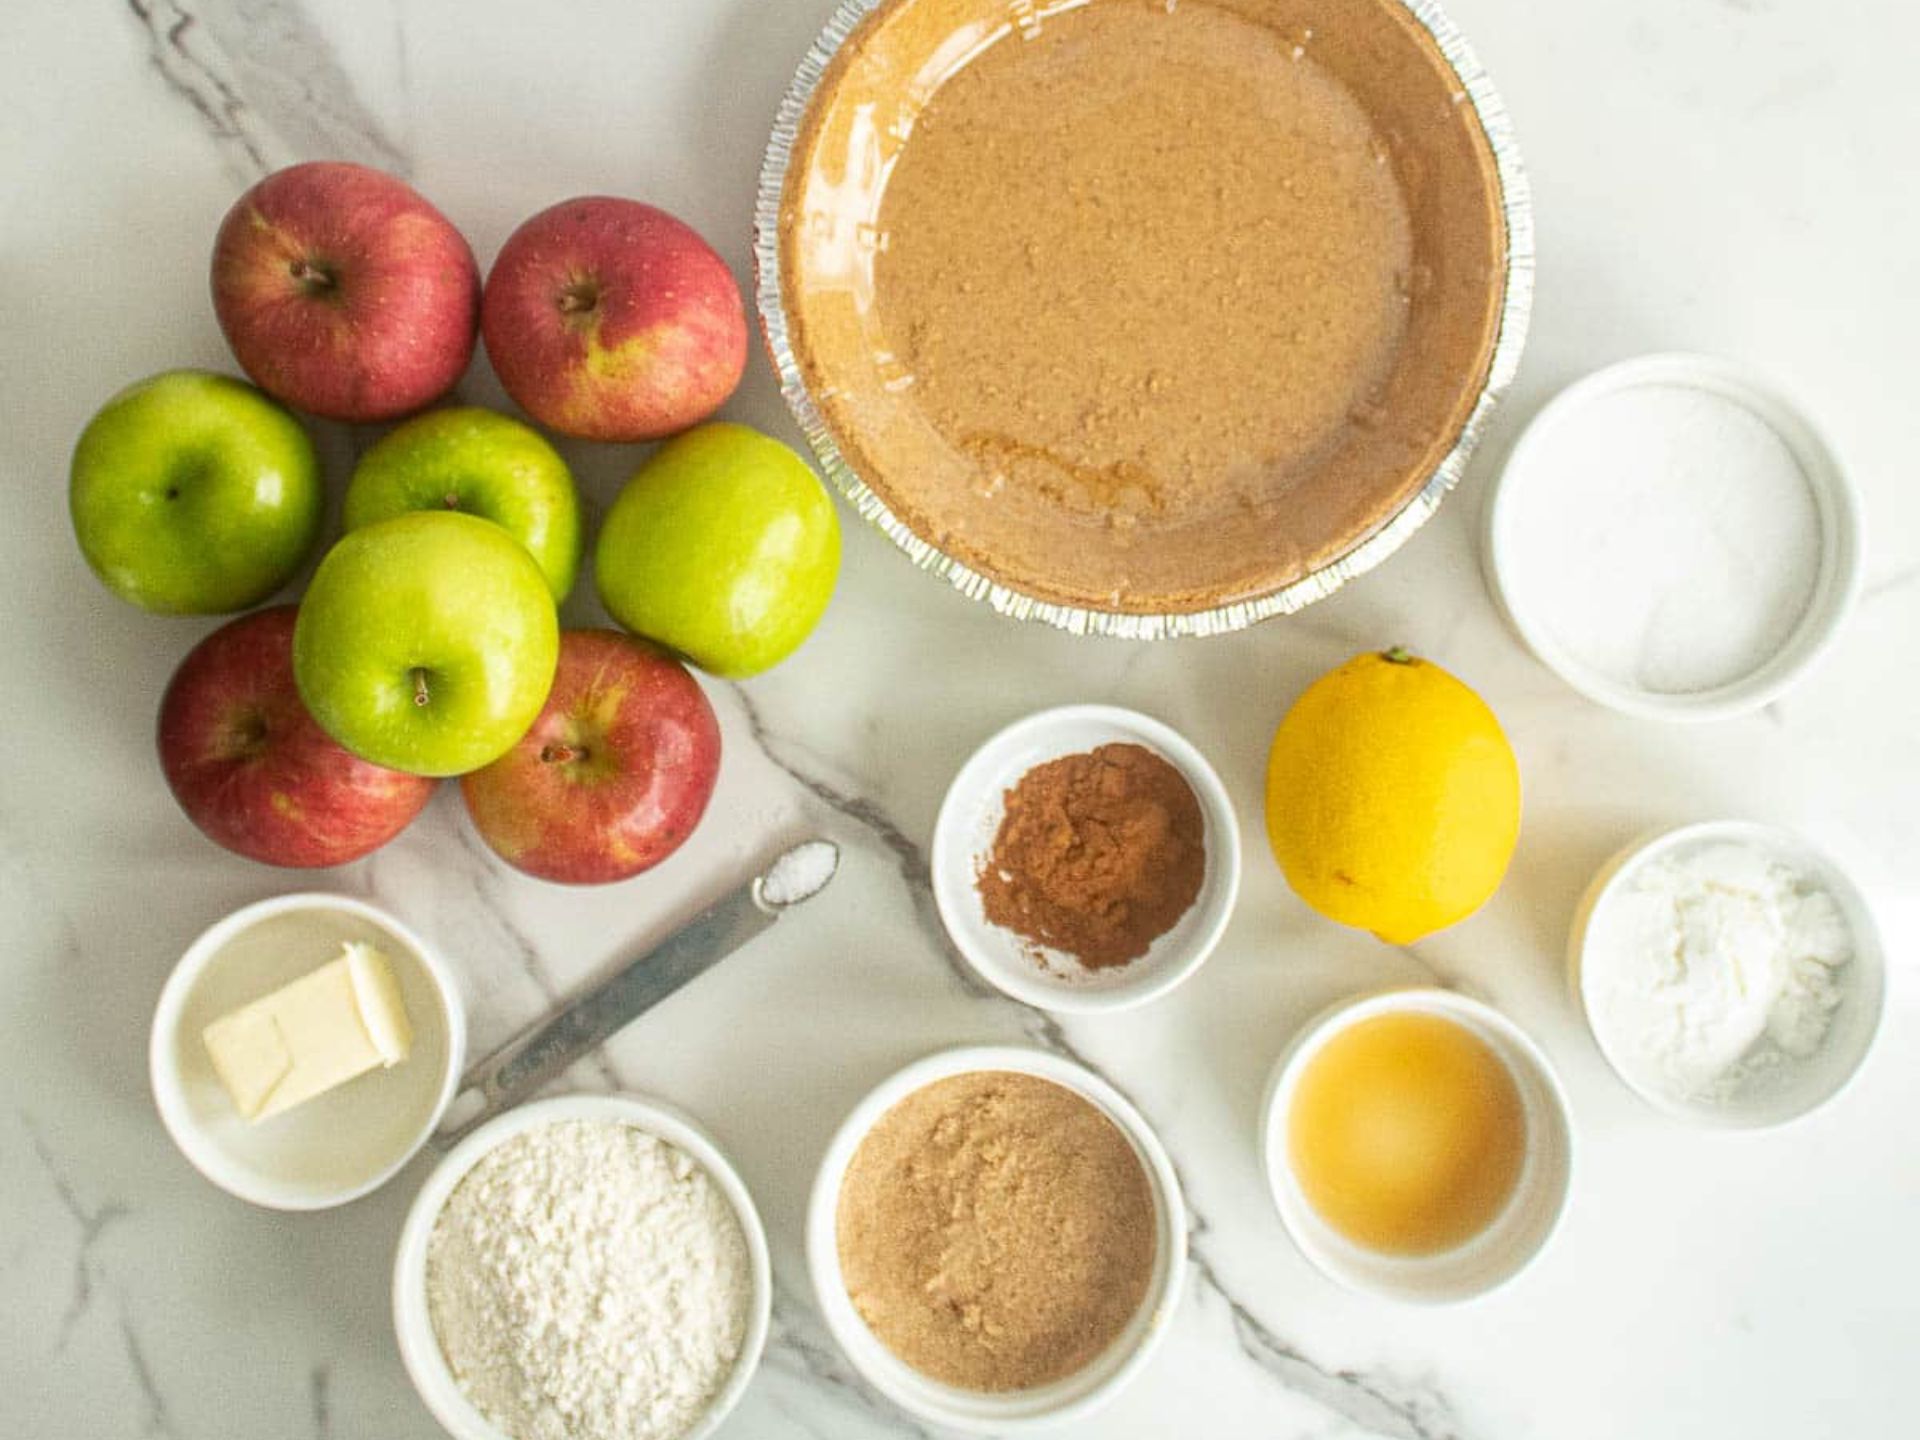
[931,705,1240,1013]
[393,1093,772,1440]
[809,1046,1187,1432]
[1482,353,1862,721]
[1260,988,1573,1304]
[1569,819,1887,1128]
[149,892,465,1211]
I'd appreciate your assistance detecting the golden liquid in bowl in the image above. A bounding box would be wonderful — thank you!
[1288,1011,1526,1255]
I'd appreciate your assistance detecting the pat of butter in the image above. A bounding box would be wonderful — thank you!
[202,942,413,1123]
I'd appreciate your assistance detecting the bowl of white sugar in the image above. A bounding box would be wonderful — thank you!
[393,1094,771,1440]
[1570,820,1886,1127]
[1483,354,1861,721]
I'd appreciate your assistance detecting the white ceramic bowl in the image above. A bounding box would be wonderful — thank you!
[809,1046,1186,1432]
[1260,988,1573,1304]
[931,706,1240,1012]
[1570,820,1887,1128]
[1482,352,1862,721]
[394,1093,772,1440]
[149,892,465,1211]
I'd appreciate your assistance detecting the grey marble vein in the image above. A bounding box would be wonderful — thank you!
[731,683,1468,1440]
[730,683,1154,1094]
[126,0,272,176]
[1865,561,1920,604]
[20,1113,186,1434]
[1192,1251,1465,1440]
[763,1290,936,1440]
[117,1308,178,1437]
[388,2,412,163]
[762,1397,843,1440]
[23,1114,129,1350]
[445,824,627,1093]
[1393,942,1471,997]
[728,682,995,1001]
[125,0,406,182]
[20,1111,181,1434]
[309,1361,332,1440]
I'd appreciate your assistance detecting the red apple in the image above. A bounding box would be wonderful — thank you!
[480,197,746,441]
[211,161,480,422]
[460,629,721,884]
[158,606,436,866]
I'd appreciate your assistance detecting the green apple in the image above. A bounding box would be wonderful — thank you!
[69,370,322,614]
[344,406,582,600]
[294,511,559,776]
[595,422,840,677]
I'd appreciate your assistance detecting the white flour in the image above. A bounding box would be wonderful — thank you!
[427,1120,751,1440]
[1502,381,1823,694]
[1589,841,1852,1102]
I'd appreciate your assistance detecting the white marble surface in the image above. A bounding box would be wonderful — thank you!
[4,1,1917,1436]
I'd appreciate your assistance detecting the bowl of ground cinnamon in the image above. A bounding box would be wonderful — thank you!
[808,1046,1187,1432]
[932,706,1241,1012]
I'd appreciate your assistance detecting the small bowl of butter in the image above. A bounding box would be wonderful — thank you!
[149,892,465,1210]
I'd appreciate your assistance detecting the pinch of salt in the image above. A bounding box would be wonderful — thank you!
[760,841,840,907]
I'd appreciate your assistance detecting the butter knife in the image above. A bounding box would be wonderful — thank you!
[435,838,839,1146]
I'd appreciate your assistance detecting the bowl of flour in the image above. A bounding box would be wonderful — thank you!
[393,1094,770,1440]
[1571,820,1886,1127]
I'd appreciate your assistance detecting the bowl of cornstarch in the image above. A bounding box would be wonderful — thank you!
[1571,820,1886,1127]
[393,1094,771,1440]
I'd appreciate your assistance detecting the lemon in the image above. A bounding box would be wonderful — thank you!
[1264,648,1520,945]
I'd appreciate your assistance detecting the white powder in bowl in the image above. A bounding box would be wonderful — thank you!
[1500,380,1823,694]
[427,1119,752,1440]
[1588,840,1852,1103]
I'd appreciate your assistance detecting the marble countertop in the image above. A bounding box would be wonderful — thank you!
[4,1,1917,1436]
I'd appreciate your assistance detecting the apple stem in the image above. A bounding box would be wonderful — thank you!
[222,710,271,761]
[557,280,600,316]
[289,258,337,296]
[411,668,432,708]
[540,743,584,765]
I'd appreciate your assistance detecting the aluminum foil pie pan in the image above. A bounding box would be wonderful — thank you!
[753,0,1533,640]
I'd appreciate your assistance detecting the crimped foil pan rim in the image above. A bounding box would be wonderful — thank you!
[752,0,1533,641]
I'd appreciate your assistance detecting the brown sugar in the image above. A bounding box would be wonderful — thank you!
[835,1071,1158,1391]
[978,743,1206,970]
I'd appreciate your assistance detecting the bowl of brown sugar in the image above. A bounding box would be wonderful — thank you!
[809,1047,1187,1431]
[932,705,1241,1012]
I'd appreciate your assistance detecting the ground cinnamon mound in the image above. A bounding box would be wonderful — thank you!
[977,743,1206,970]
[835,1070,1157,1391]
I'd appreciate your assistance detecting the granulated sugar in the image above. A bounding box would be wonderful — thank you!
[1501,381,1823,694]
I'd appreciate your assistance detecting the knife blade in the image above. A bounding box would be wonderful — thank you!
[435,838,838,1146]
